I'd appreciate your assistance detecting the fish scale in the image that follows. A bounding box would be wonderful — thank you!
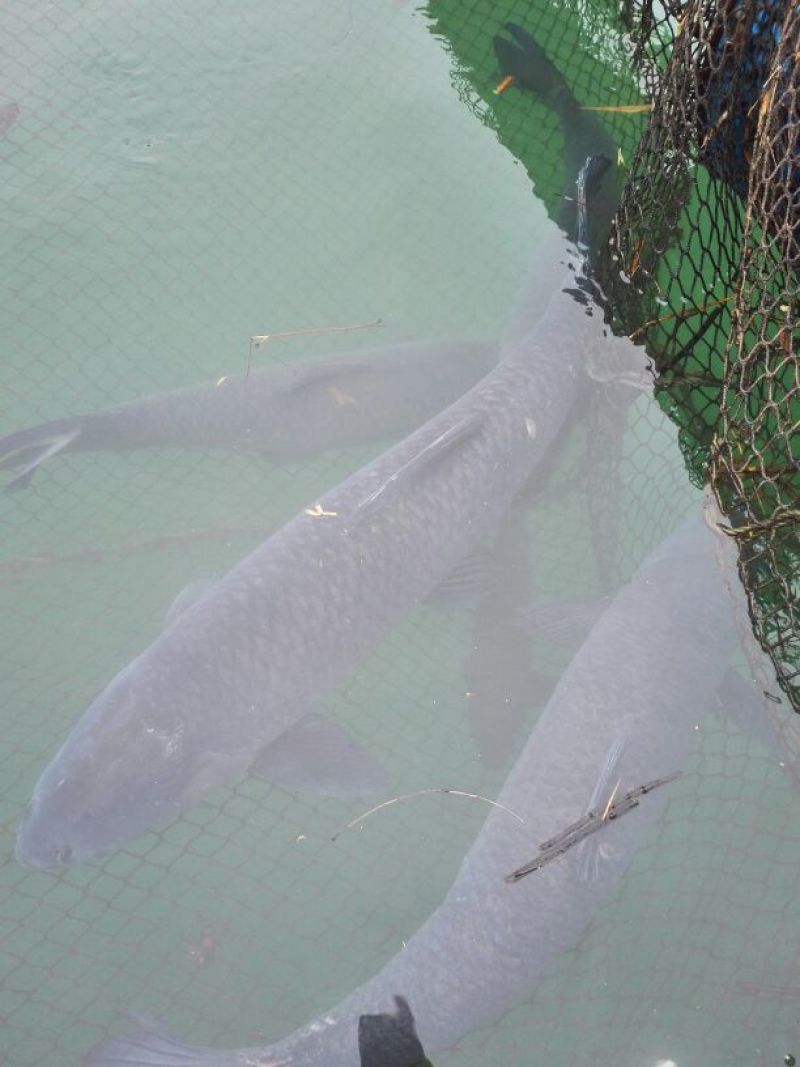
[85,514,743,1067]
[15,229,589,872]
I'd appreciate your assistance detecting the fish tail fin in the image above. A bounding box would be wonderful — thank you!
[0,421,81,491]
[85,1014,247,1067]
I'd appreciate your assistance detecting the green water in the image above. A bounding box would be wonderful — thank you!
[2,2,800,1066]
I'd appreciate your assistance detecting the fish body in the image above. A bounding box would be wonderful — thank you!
[85,513,739,1066]
[493,22,619,242]
[15,234,590,869]
[464,503,543,767]
[0,339,496,489]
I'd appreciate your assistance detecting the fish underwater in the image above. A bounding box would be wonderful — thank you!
[13,248,587,867]
[0,338,497,491]
[83,508,760,1067]
[462,502,543,768]
[14,153,617,870]
[1,21,617,497]
[493,21,618,242]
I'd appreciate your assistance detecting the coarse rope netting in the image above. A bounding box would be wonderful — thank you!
[598,0,800,712]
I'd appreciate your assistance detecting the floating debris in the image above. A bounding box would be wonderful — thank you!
[249,317,383,350]
[247,317,383,376]
[304,503,338,518]
[331,788,524,842]
[580,103,653,113]
[185,927,217,970]
[494,75,515,95]
[506,771,682,883]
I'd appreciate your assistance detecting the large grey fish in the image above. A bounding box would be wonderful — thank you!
[15,189,600,868]
[82,510,750,1067]
[0,339,496,490]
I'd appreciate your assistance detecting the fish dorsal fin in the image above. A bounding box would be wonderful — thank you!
[586,727,630,814]
[250,714,388,797]
[356,413,483,521]
[163,577,218,630]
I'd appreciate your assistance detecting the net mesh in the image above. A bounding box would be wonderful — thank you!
[599,0,800,714]
[1,3,800,1067]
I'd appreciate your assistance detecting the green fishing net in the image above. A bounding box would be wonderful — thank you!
[1,3,799,1067]
[596,0,800,714]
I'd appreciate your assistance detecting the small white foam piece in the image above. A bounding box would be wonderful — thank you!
[653,1060,678,1067]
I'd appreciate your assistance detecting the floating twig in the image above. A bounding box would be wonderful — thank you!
[331,788,524,842]
[506,770,681,883]
[600,777,622,822]
[580,103,652,113]
[628,237,644,276]
[247,318,383,377]
[628,293,734,340]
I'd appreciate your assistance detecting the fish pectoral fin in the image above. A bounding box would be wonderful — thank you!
[251,714,389,797]
[425,547,495,607]
[1,427,80,492]
[575,725,632,883]
[516,594,610,649]
[356,412,484,521]
[85,1011,225,1066]
[162,577,218,630]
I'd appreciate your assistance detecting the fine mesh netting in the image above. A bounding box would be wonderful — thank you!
[599,0,800,714]
[1,3,800,1067]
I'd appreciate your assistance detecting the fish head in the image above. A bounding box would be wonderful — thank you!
[15,658,203,869]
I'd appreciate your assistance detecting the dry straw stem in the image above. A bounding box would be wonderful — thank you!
[580,103,652,113]
[331,788,525,841]
[713,509,800,538]
[246,317,383,376]
[628,293,734,340]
